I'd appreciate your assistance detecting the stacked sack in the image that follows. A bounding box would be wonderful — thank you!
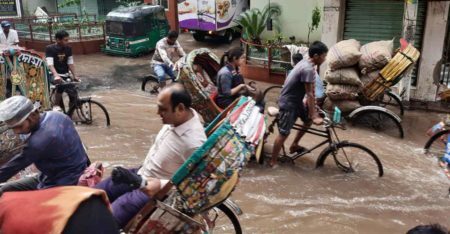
[324,39,363,113]
[359,40,394,86]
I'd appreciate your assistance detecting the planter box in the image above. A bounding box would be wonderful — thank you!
[241,63,285,85]
[241,38,290,85]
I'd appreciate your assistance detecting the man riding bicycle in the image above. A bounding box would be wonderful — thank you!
[45,30,79,111]
[151,30,186,88]
[270,41,329,167]
[0,96,88,194]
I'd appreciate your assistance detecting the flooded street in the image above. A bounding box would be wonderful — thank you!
[71,33,450,232]
[77,87,450,233]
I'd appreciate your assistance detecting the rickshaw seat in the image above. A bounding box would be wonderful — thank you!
[267,106,279,117]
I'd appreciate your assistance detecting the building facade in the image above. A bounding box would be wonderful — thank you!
[322,0,450,102]
[250,0,324,43]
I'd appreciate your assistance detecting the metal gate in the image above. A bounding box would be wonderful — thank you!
[343,0,404,47]
[344,0,426,86]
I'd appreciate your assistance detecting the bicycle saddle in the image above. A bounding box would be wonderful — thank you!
[267,106,279,117]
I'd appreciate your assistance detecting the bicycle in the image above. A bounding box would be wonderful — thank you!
[141,59,184,94]
[263,85,404,138]
[50,78,111,126]
[141,73,176,94]
[423,127,450,159]
[263,106,384,177]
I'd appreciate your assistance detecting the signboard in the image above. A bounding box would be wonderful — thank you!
[0,0,21,17]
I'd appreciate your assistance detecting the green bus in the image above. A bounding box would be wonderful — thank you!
[104,5,169,57]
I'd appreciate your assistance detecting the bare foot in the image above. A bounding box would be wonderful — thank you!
[445,170,450,179]
[268,159,277,168]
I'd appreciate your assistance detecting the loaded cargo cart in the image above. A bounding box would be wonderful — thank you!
[362,38,420,101]
[262,38,421,139]
[177,0,249,43]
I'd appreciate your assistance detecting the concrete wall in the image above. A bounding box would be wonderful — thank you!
[251,0,324,43]
[57,0,99,16]
[145,0,178,30]
[320,0,343,77]
[413,2,450,101]
[22,0,57,16]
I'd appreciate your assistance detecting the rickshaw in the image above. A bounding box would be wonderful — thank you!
[104,5,170,57]
[262,39,420,139]
[0,96,265,234]
[0,47,111,168]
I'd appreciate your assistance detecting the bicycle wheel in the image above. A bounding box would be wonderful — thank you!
[424,129,450,158]
[141,75,160,94]
[262,85,282,114]
[350,109,404,138]
[316,141,384,177]
[375,91,405,116]
[202,203,242,234]
[76,99,111,126]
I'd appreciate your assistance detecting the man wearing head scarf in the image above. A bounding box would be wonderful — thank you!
[0,96,88,194]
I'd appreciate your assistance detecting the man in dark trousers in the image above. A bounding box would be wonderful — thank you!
[45,30,79,111]
[270,41,329,167]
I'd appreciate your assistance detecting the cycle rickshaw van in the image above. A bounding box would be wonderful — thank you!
[104,5,169,57]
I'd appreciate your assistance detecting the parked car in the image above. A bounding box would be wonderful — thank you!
[103,5,169,57]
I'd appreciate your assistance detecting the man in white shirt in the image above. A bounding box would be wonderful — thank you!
[151,30,186,88]
[0,21,19,46]
[95,83,206,228]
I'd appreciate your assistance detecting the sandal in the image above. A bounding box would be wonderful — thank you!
[289,145,308,154]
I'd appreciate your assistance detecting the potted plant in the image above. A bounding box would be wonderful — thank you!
[235,3,281,45]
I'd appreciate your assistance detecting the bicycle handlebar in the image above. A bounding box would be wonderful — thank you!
[53,78,81,87]
[317,107,346,130]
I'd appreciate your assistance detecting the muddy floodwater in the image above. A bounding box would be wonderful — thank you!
[76,87,450,233]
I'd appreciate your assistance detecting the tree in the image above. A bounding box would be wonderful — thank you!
[58,0,81,8]
[307,6,321,44]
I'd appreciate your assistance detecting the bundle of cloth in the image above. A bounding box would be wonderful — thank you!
[323,39,363,113]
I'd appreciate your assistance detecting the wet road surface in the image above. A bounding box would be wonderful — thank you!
[77,88,450,233]
[73,33,450,233]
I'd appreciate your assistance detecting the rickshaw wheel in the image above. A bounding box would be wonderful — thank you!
[350,108,404,138]
[374,91,405,116]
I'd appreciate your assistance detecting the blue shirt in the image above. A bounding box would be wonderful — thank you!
[315,73,325,99]
[0,111,88,189]
[215,64,245,109]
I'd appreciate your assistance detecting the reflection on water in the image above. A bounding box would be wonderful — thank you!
[78,89,450,233]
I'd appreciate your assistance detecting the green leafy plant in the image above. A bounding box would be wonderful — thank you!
[58,0,81,8]
[116,0,144,7]
[235,3,281,44]
[307,6,321,44]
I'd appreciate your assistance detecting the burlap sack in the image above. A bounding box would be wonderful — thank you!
[326,84,360,100]
[323,97,361,113]
[360,70,380,87]
[327,39,362,70]
[359,40,394,74]
[324,67,362,86]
